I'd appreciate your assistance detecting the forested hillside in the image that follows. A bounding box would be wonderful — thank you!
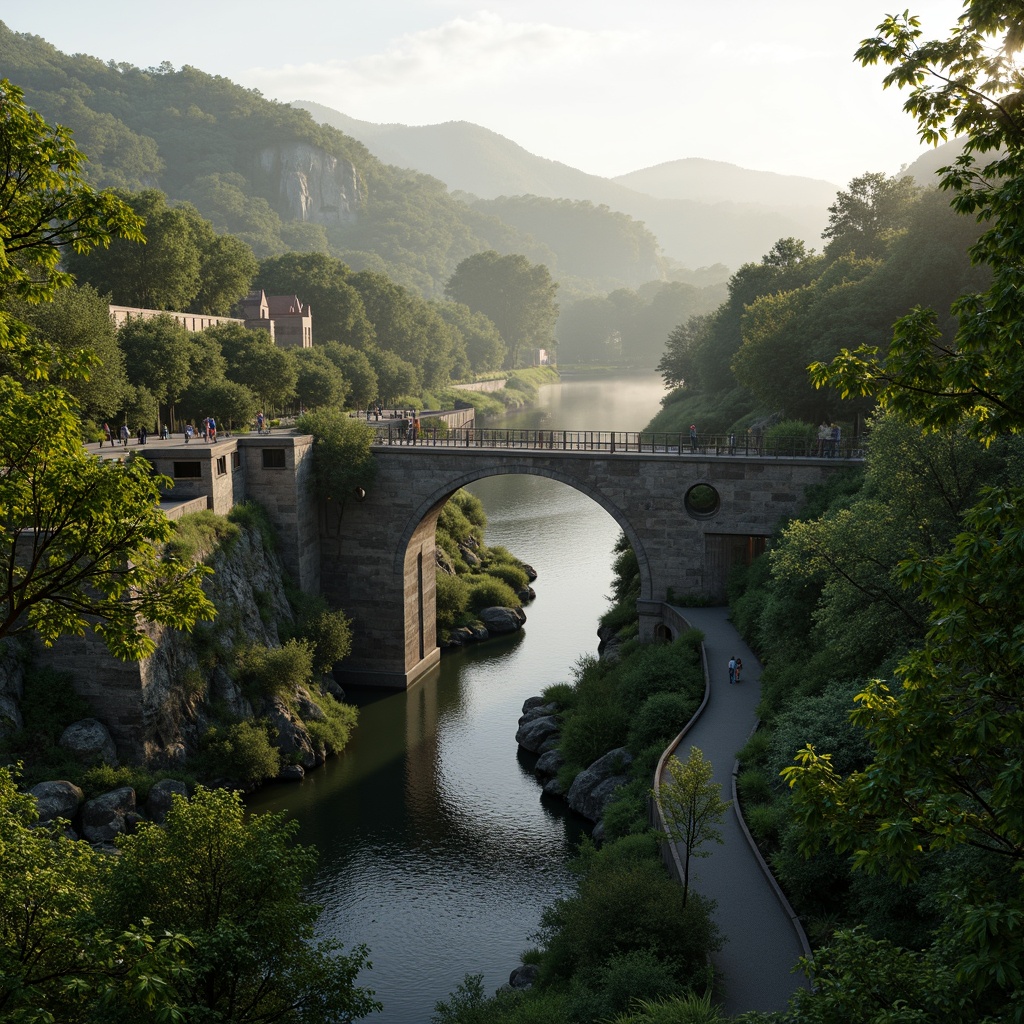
[0,22,673,299]
[296,98,839,270]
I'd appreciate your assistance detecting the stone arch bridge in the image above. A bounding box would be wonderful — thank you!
[319,441,856,688]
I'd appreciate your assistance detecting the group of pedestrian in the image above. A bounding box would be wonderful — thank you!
[397,414,421,443]
[728,656,743,684]
[816,420,842,457]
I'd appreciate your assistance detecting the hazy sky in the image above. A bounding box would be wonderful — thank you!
[9,1,967,185]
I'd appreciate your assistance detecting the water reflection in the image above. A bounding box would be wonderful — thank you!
[247,374,666,1022]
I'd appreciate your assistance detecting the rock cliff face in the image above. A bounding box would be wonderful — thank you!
[257,143,361,225]
[32,524,296,765]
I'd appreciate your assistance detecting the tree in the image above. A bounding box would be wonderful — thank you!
[0,82,214,659]
[787,6,1024,1011]
[0,765,191,1022]
[364,344,419,405]
[654,747,730,906]
[7,284,129,421]
[822,172,921,260]
[105,787,381,1022]
[65,188,202,310]
[117,313,195,429]
[0,79,144,303]
[434,301,505,374]
[297,408,377,513]
[205,323,298,413]
[294,347,349,410]
[321,342,378,409]
[445,251,558,369]
[657,314,712,390]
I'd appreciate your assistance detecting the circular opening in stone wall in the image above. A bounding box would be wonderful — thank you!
[684,483,720,519]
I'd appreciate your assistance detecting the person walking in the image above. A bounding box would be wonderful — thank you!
[184,423,194,443]
[734,657,743,683]
[102,422,111,447]
[728,656,736,684]
[412,414,421,444]
[689,424,698,452]
[256,411,265,435]
[120,423,129,447]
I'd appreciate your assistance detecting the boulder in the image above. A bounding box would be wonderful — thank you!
[278,764,305,782]
[534,749,564,780]
[521,695,549,715]
[521,563,538,582]
[0,694,22,743]
[517,585,537,603]
[508,964,540,990]
[81,787,136,844]
[543,776,568,798]
[516,714,560,753]
[295,687,327,723]
[30,780,84,823]
[597,624,625,665]
[478,606,526,634]
[264,697,322,770]
[146,778,190,823]
[519,701,558,725]
[566,747,633,822]
[59,718,118,766]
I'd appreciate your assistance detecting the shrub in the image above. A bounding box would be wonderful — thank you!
[436,572,470,629]
[736,768,773,806]
[466,576,520,613]
[628,692,697,751]
[195,720,281,786]
[302,608,353,675]
[484,562,530,592]
[165,509,239,563]
[237,639,314,700]
[228,500,277,551]
[540,681,575,709]
[303,698,358,755]
[762,419,816,457]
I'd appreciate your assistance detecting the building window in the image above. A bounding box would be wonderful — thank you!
[231,451,241,470]
[262,448,286,469]
[173,462,202,479]
[216,456,227,476]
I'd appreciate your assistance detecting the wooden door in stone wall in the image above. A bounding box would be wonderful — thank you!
[704,533,768,599]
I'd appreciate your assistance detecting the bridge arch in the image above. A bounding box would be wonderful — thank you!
[319,446,855,688]
[392,463,653,598]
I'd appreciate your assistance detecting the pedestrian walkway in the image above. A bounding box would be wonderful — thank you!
[661,606,810,1016]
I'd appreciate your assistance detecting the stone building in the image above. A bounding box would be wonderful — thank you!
[109,290,313,348]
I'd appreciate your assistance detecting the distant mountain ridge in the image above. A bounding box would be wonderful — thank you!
[295,100,841,269]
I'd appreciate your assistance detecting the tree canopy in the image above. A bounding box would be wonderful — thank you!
[445,251,558,370]
[0,80,214,658]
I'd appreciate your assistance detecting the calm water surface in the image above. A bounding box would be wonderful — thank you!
[247,372,666,1022]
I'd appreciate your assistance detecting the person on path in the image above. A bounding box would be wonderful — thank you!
[690,424,698,452]
[184,423,194,443]
[256,411,265,435]
[411,414,421,444]
[734,657,743,683]
[120,423,129,447]
[398,417,409,443]
[728,656,736,684]
[102,422,111,447]
[209,416,217,443]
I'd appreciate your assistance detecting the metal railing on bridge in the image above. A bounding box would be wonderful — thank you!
[371,426,862,460]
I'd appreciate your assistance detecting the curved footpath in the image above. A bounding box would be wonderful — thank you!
[662,606,811,1016]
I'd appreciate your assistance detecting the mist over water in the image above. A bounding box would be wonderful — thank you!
[247,373,666,1022]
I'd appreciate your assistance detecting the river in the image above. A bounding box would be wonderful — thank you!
[247,371,667,1022]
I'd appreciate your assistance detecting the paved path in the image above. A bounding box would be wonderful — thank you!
[662,606,810,1016]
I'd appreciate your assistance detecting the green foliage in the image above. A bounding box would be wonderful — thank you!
[536,836,718,987]
[466,576,520,613]
[164,508,240,563]
[194,720,282,786]
[605,990,723,1024]
[78,764,193,802]
[304,696,359,756]
[237,639,314,700]
[484,561,530,592]
[654,748,731,906]
[446,251,559,369]
[301,607,353,676]
[297,407,377,506]
[627,692,695,751]
[105,785,382,1022]
[227,499,278,550]
[436,571,470,630]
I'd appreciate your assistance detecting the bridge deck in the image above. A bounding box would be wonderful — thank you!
[372,427,863,460]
